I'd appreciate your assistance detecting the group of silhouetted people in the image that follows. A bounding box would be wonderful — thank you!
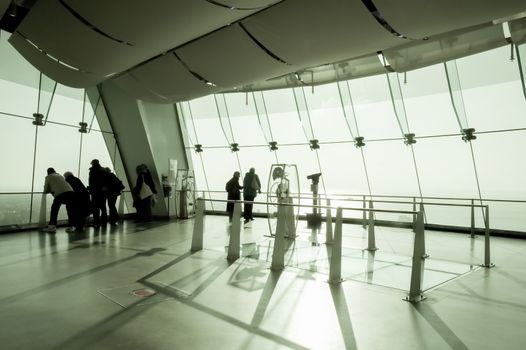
[225,167,261,224]
[43,159,124,233]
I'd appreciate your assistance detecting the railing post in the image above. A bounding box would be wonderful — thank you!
[470,199,476,238]
[419,202,429,258]
[329,207,343,284]
[191,198,205,252]
[366,200,378,251]
[412,197,416,232]
[481,205,495,268]
[405,208,426,302]
[38,193,47,230]
[271,204,287,271]
[227,201,242,261]
[325,199,333,244]
[118,194,125,222]
[285,196,297,239]
[362,195,367,228]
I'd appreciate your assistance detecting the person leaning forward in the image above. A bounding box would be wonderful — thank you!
[43,168,75,233]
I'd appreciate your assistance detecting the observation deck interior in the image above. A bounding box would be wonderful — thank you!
[1,216,525,350]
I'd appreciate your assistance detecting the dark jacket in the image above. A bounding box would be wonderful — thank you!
[226,176,242,200]
[66,175,91,216]
[107,173,125,196]
[243,172,261,198]
[88,165,109,196]
[134,170,157,197]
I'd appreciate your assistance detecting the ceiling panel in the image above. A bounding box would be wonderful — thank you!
[64,0,268,53]
[112,74,172,104]
[16,0,163,76]
[383,24,507,72]
[226,54,386,92]
[209,0,281,9]
[375,0,526,38]
[130,53,219,102]
[175,24,294,89]
[510,17,526,44]
[241,0,400,68]
[0,0,10,15]
[9,31,104,87]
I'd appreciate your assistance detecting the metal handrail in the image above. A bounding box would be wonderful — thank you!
[197,197,418,215]
[195,189,526,204]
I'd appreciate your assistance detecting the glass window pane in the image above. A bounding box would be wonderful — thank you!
[189,95,227,147]
[79,131,116,184]
[223,93,267,146]
[413,136,480,227]
[456,46,526,131]
[472,132,526,231]
[46,88,85,126]
[349,74,402,139]
[33,123,81,191]
[401,64,460,136]
[264,89,306,144]
[0,115,35,191]
[305,83,350,142]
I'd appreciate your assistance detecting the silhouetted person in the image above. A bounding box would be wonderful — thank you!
[133,164,157,222]
[43,167,75,233]
[64,171,91,232]
[225,171,242,223]
[242,167,261,224]
[104,167,125,226]
[88,159,109,228]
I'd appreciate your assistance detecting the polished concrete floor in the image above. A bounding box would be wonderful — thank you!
[0,216,525,349]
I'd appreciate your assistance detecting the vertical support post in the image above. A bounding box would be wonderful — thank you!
[325,199,333,244]
[366,200,378,251]
[419,203,428,258]
[284,197,297,239]
[227,202,242,261]
[38,193,47,230]
[412,197,416,232]
[482,205,495,268]
[271,204,287,270]
[362,195,366,228]
[470,199,476,238]
[118,194,125,222]
[191,198,205,252]
[329,208,343,283]
[405,208,426,302]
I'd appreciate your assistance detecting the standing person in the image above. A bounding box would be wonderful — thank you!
[88,159,109,228]
[43,168,75,233]
[104,167,125,226]
[64,171,91,232]
[225,171,242,223]
[242,167,261,224]
[133,164,157,222]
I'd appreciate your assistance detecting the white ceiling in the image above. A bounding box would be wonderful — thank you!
[7,0,526,102]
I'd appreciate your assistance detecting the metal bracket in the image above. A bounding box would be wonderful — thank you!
[194,144,203,153]
[404,133,416,145]
[230,143,239,152]
[78,122,88,133]
[32,113,44,126]
[462,128,477,142]
[269,141,279,151]
[309,139,320,150]
[354,136,365,148]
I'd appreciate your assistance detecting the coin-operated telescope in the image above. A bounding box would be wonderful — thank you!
[306,173,322,228]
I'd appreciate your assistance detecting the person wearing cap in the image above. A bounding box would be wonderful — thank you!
[88,159,110,228]
[43,167,75,233]
[64,171,91,232]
